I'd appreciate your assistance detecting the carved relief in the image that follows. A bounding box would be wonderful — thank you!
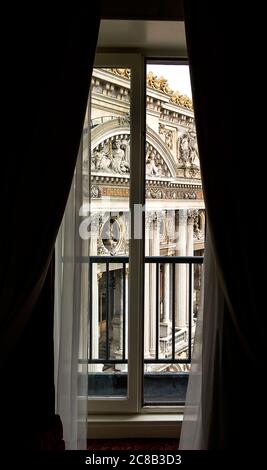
[145,143,170,177]
[159,124,174,150]
[145,186,197,200]
[178,125,200,169]
[92,136,130,175]
[91,185,102,198]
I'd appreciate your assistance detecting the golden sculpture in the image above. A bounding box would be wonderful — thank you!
[105,68,193,110]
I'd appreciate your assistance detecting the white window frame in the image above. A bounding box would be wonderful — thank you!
[88,52,186,417]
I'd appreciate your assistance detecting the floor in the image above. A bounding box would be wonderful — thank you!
[87,438,179,450]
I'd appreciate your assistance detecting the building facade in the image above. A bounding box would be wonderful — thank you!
[86,67,205,376]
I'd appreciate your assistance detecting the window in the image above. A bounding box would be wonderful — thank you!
[82,53,205,422]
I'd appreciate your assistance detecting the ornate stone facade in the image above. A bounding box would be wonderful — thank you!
[87,66,205,374]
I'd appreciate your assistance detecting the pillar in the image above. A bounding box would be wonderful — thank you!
[149,211,160,355]
[163,261,170,323]
[88,213,101,372]
[186,210,194,327]
[175,209,187,328]
[144,213,152,358]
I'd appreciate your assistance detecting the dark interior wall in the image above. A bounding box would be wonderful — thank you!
[101,0,184,20]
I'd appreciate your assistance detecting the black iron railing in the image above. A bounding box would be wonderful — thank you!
[88,255,204,366]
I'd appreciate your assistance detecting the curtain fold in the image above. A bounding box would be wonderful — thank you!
[54,130,90,449]
[182,0,265,449]
[1,6,100,448]
[179,228,224,449]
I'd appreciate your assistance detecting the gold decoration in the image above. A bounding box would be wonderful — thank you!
[104,68,131,79]
[170,91,193,109]
[104,68,193,110]
[147,71,193,109]
[147,71,173,94]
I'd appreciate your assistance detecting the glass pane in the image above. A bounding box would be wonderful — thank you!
[144,63,205,405]
[86,67,131,398]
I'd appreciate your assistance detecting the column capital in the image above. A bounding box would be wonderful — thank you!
[153,210,164,226]
[187,209,195,225]
[145,211,154,229]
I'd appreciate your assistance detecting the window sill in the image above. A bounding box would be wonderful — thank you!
[87,413,183,439]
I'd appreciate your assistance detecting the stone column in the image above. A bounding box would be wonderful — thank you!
[175,209,187,328]
[149,212,160,355]
[199,209,206,234]
[144,213,152,358]
[163,263,170,323]
[89,213,101,372]
[186,210,194,327]
[111,269,124,357]
[187,210,194,256]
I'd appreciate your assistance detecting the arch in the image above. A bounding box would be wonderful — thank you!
[88,119,177,178]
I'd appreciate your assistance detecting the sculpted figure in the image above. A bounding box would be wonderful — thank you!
[188,127,199,166]
[111,140,130,174]
[179,134,190,164]
[146,151,160,176]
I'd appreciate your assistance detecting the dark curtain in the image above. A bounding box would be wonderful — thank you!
[184,1,266,449]
[1,6,100,449]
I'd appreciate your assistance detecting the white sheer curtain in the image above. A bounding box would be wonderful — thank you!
[179,228,224,449]
[54,109,90,449]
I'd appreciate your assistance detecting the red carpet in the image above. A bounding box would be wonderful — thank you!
[87,438,179,451]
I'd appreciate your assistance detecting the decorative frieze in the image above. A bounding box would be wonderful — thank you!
[90,174,203,201]
[96,68,193,111]
[92,135,130,175]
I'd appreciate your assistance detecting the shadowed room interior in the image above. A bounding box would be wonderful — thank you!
[1,0,265,455]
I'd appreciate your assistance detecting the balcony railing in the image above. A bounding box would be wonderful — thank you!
[88,255,204,368]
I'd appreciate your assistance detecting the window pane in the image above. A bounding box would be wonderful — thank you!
[144,63,205,405]
[87,67,131,398]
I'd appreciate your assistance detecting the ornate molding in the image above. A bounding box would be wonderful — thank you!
[90,176,203,201]
[104,68,131,79]
[91,185,102,198]
[146,186,200,200]
[103,68,193,110]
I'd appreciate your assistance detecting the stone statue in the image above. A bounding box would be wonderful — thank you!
[158,76,173,95]
[179,134,190,165]
[147,71,173,95]
[146,151,162,176]
[179,128,199,167]
[188,127,199,166]
[92,149,111,172]
[170,91,193,110]
[111,140,130,174]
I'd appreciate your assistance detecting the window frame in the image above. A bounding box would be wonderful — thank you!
[88,52,191,416]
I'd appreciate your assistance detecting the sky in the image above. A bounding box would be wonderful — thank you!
[146,64,192,99]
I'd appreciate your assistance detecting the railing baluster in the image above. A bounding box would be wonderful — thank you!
[172,263,176,361]
[85,256,203,367]
[155,262,159,360]
[106,262,109,361]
